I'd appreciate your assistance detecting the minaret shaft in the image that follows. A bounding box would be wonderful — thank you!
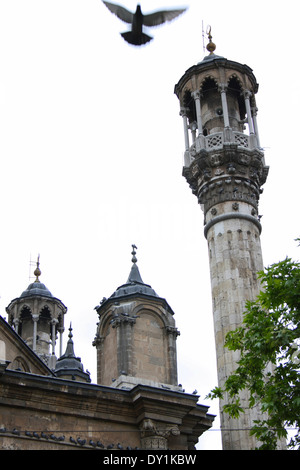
[207,216,263,449]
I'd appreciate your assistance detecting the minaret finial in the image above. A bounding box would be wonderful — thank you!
[206,26,216,55]
[131,244,137,264]
[34,254,41,283]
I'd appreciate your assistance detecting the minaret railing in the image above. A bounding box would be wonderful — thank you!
[183,129,261,167]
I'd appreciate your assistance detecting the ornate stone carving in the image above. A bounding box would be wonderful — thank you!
[141,436,168,450]
[165,326,180,337]
[210,153,224,167]
[92,334,104,348]
[109,314,137,328]
[182,145,268,215]
[139,419,180,450]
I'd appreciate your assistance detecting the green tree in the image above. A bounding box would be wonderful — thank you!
[207,244,300,450]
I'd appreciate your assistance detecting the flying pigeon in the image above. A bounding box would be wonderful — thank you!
[102,2,187,46]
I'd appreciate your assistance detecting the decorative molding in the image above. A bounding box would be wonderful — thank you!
[204,212,262,239]
[110,315,137,328]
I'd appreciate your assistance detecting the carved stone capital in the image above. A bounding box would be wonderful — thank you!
[110,315,137,328]
[243,89,252,100]
[92,334,104,347]
[139,419,180,450]
[165,326,180,337]
[218,83,228,93]
[179,107,189,117]
[191,90,201,100]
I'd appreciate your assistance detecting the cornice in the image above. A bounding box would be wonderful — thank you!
[183,145,268,214]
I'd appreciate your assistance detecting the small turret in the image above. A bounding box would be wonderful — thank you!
[54,324,91,382]
[93,246,180,391]
[6,256,67,368]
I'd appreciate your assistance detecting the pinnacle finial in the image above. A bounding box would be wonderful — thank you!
[68,323,73,340]
[131,244,137,264]
[34,254,41,282]
[206,26,216,55]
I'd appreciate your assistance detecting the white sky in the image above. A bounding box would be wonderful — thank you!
[0,0,299,450]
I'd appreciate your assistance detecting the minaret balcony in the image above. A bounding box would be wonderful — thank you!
[184,129,260,168]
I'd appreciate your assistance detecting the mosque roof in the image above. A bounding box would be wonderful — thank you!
[109,256,159,300]
[96,246,174,315]
[20,281,53,299]
[6,257,68,319]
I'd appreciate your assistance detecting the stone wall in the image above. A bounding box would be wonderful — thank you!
[0,369,215,450]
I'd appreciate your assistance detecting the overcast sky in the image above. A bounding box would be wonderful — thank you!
[0,0,299,450]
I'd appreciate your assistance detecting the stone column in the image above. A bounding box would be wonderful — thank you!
[244,91,255,134]
[92,335,105,384]
[14,318,20,334]
[51,319,58,356]
[219,84,230,128]
[191,91,203,135]
[165,326,180,385]
[112,314,136,377]
[252,107,260,147]
[32,315,39,352]
[180,108,190,150]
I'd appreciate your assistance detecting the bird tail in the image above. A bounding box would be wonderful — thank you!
[121,31,153,46]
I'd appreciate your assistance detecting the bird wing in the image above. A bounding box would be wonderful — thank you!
[102,1,133,24]
[143,8,187,27]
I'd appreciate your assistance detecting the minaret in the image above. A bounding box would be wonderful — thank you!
[6,257,67,368]
[174,32,269,449]
[93,245,181,391]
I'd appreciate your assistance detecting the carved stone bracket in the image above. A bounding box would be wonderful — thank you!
[165,326,180,337]
[110,315,137,329]
[139,419,180,450]
[92,334,104,348]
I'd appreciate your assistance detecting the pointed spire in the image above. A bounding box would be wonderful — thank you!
[64,323,75,357]
[100,244,159,303]
[127,245,144,284]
